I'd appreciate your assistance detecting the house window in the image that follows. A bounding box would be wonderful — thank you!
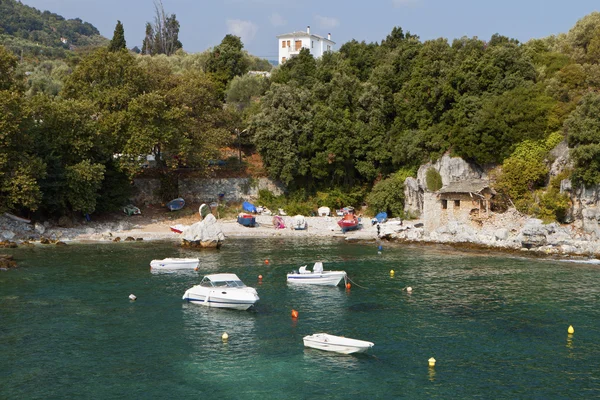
[327,45,331,51]
[295,40,302,51]
[311,41,314,48]
[282,41,286,48]
[281,57,286,63]
[441,200,447,210]
[287,40,290,47]
[454,200,460,208]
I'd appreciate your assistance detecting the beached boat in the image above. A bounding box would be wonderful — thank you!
[150,258,199,270]
[237,213,256,227]
[166,197,185,211]
[170,224,186,234]
[303,333,374,354]
[292,215,307,230]
[337,207,360,233]
[371,211,388,225]
[287,262,347,286]
[182,273,259,310]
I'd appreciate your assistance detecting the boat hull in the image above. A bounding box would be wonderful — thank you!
[303,333,374,354]
[287,271,346,286]
[150,258,199,270]
[237,215,256,227]
[182,287,259,310]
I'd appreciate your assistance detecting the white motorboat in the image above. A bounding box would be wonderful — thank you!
[150,258,199,270]
[303,333,374,354]
[182,273,259,310]
[286,262,347,286]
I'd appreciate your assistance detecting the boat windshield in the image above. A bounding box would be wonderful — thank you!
[200,277,246,288]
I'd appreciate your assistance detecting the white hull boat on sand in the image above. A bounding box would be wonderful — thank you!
[287,262,347,286]
[303,333,374,354]
[150,258,199,270]
[182,273,259,310]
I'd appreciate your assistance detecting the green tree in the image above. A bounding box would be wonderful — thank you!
[108,20,126,52]
[141,0,182,56]
[366,169,414,217]
[566,92,600,185]
[206,34,249,89]
[0,45,45,212]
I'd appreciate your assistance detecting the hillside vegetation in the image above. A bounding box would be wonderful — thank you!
[0,0,107,59]
[2,5,600,223]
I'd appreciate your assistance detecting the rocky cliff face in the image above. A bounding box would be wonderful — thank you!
[404,153,487,217]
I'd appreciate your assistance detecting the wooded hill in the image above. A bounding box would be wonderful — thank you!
[0,0,107,59]
[2,6,600,223]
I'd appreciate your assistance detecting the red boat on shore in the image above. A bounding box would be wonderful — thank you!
[337,207,360,233]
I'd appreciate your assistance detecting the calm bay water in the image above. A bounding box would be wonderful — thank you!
[2,238,600,399]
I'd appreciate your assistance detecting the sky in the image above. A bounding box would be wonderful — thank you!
[19,0,600,60]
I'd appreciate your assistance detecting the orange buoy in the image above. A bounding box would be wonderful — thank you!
[346,283,351,290]
[264,259,270,265]
[291,309,299,318]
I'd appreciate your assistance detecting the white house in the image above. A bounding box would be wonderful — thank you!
[276,26,335,64]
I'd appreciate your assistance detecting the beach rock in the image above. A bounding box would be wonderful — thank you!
[113,237,121,242]
[0,254,17,269]
[124,237,135,242]
[495,228,509,241]
[40,238,51,244]
[181,208,225,249]
[0,240,17,248]
[34,222,45,235]
[1,230,15,240]
[56,241,67,246]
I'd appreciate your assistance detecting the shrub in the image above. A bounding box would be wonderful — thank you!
[425,168,443,191]
[366,169,415,217]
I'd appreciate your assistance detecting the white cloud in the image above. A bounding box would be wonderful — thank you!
[226,19,259,43]
[315,15,340,30]
[269,12,286,27]
[392,0,419,7]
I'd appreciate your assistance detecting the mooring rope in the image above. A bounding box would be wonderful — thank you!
[345,275,369,290]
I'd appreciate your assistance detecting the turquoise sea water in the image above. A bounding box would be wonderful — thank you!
[2,238,600,399]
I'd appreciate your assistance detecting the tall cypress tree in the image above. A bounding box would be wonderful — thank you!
[109,20,126,52]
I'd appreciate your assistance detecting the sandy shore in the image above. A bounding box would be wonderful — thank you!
[70,214,382,243]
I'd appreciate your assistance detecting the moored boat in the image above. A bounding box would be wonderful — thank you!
[286,262,347,286]
[182,273,259,310]
[303,333,374,354]
[150,257,199,270]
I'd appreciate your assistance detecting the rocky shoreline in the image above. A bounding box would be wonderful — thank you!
[2,208,600,262]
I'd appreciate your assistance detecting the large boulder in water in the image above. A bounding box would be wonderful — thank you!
[181,205,225,248]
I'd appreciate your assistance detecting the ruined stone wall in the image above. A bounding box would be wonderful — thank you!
[131,177,285,205]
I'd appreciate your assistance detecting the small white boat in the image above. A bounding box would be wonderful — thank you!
[287,262,347,286]
[303,333,374,354]
[150,258,199,270]
[182,273,259,310]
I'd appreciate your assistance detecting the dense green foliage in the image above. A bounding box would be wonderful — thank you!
[5,7,600,222]
[0,0,106,58]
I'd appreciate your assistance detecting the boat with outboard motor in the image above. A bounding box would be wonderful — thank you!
[303,333,374,354]
[150,258,199,270]
[286,262,347,286]
[182,273,259,310]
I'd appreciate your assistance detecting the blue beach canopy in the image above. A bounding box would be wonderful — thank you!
[242,201,257,213]
[375,212,388,223]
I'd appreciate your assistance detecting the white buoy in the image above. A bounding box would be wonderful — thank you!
[129,294,137,301]
[222,332,229,341]
[406,287,413,293]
